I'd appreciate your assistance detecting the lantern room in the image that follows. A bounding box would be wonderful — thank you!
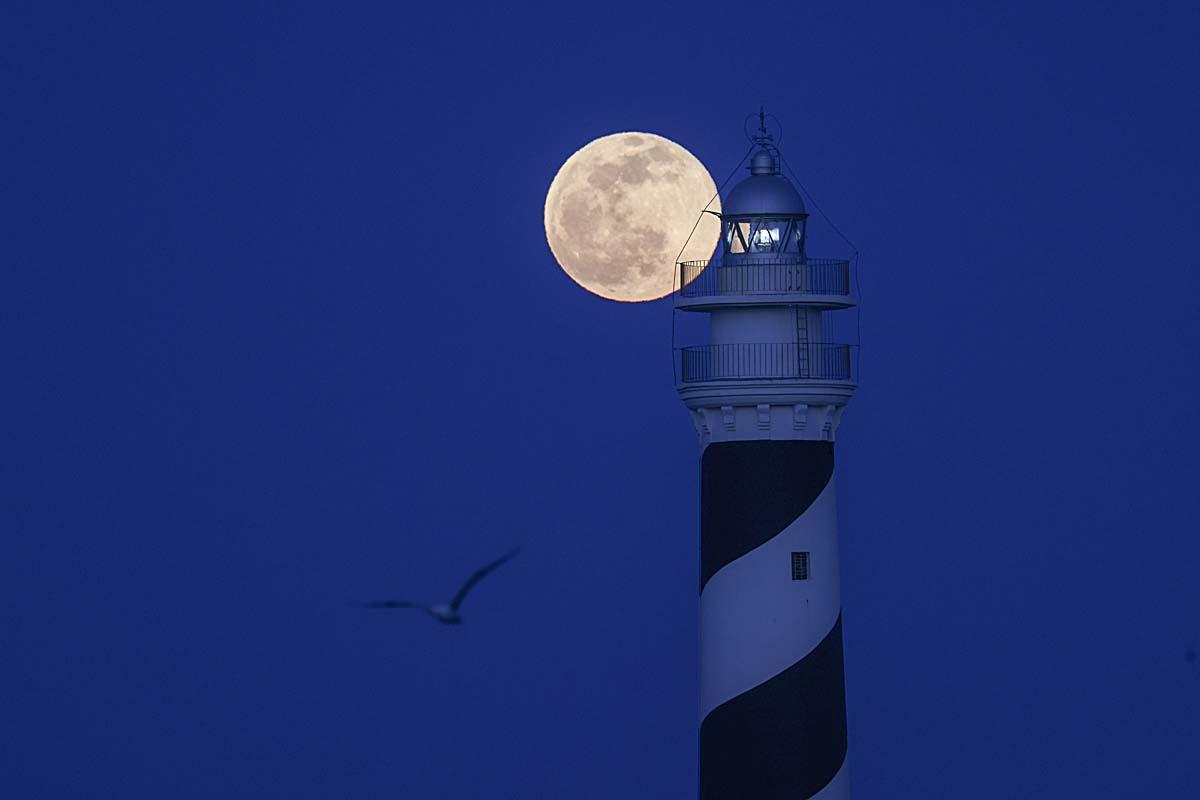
[721,147,809,258]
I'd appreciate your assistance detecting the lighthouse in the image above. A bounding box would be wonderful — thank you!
[675,117,857,799]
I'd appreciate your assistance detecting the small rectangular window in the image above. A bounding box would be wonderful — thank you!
[791,551,810,581]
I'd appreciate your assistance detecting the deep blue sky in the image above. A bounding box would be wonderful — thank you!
[3,2,1199,797]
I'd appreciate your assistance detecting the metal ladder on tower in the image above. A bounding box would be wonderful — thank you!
[796,307,810,378]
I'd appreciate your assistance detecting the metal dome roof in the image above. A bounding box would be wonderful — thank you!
[722,173,807,217]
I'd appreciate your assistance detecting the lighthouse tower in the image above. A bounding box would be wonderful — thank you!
[676,117,857,799]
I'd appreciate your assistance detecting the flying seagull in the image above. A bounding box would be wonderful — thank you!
[360,547,520,624]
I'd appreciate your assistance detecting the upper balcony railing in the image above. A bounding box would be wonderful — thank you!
[678,342,855,384]
[679,257,851,299]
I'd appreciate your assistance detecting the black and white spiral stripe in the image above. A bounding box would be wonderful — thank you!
[699,440,848,799]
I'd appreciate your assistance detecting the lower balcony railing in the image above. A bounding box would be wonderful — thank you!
[679,342,854,383]
[679,258,850,298]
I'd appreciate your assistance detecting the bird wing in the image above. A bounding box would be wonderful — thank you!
[360,600,428,611]
[449,547,520,611]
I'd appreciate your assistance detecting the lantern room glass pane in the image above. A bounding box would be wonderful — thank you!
[726,221,750,254]
[724,218,807,256]
[750,220,781,252]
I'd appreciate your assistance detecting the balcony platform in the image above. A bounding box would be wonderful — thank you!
[679,342,854,381]
[676,258,856,311]
[676,341,857,407]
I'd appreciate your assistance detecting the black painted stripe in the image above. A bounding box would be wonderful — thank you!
[700,616,848,800]
[700,440,834,591]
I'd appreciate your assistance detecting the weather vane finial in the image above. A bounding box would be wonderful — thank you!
[744,107,778,147]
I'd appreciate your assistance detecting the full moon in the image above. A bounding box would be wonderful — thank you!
[544,132,721,302]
